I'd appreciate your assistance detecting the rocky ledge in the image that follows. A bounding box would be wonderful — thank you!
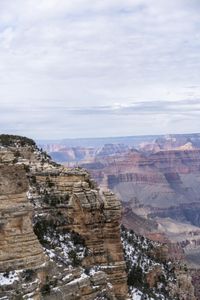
[0,135,129,300]
[0,164,46,299]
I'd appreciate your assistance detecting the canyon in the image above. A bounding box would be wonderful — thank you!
[0,134,197,300]
[0,135,129,299]
[41,134,200,274]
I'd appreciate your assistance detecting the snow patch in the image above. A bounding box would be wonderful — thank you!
[0,271,19,286]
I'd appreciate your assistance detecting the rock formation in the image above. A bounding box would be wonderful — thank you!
[0,162,46,299]
[79,147,200,267]
[0,135,129,299]
[0,134,198,300]
[121,226,196,300]
[31,170,128,299]
[40,133,200,298]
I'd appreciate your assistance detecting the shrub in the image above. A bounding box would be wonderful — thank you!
[3,271,9,278]
[33,217,55,244]
[14,150,21,157]
[68,250,81,267]
[22,269,35,282]
[0,134,36,147]
[23,164,30,173]
[41,283,51,295]
[30,175,36,184]
[46,177,55,188]
[127,265,144,287]
[71,231,85,246]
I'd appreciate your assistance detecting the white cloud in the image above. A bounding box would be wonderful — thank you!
[0,0,200,138]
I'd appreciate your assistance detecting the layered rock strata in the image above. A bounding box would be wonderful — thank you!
[0,139,129,299]
[0,163,46,299]
[32,170,128,299]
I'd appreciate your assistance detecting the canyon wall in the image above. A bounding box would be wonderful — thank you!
[0,163,46,299]
[32,170,128,299]
[0,141,129,300]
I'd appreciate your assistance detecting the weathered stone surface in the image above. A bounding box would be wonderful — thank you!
[0,164,45,272]
[169,270,196,300]
[33,172,129,299]
[0,163,47,299]
[43,271,116,300]
[0,143,129,299]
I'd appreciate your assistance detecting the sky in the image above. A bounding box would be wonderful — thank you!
[1,0,200,139]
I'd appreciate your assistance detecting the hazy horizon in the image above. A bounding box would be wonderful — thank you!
[1,0,200,139]
[36,131,200,143]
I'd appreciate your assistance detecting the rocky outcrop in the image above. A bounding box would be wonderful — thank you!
[32,170,129,299]
[121,226,196,300]
[139,134,200,153]
[95,144,129,158]
[79,148,200,252]
[191,269,200,300]
[42,134,200,298]
[147,263,195,300]
[0,136,129,299]
[0,163,46,299]
[149,203,200,227]
[169,270,196,300]
[80,148,200,207]
[1,134,198,300]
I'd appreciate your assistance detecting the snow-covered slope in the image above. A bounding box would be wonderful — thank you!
[121,226,195,300]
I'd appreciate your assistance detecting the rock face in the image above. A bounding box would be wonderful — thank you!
[0,163,46,299]
[170,270,196,300]
[191,269,200,300]
[95,144,129,158]
[121,226,196,300]
[0,134,198,300]
[139,134,200,153]
[32,171,128,299]
[76,147,200,286]
[80,150,200,237]
[0,136,129,300]
[83,149,200,208]
[41,134,200,298]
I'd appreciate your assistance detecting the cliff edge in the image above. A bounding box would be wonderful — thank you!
[0,135,129,300]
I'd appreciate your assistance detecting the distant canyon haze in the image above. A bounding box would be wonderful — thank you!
[39,133,200,269]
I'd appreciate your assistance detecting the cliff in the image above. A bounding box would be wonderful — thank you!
[80,148,200,262]
[0,135,197,300]
[0,135,129,299]
[121,226,196,300]
[0,163,46,299]
[30,170,128,299]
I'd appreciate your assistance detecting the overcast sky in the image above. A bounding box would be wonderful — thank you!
[1,0,200,139]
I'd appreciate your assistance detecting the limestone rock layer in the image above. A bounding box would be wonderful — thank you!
[0,142,129,300]
[33,172,129,299]
[0,163,46,299]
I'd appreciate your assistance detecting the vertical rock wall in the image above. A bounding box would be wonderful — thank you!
[34,172,129,299]
[0,164,46,299]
